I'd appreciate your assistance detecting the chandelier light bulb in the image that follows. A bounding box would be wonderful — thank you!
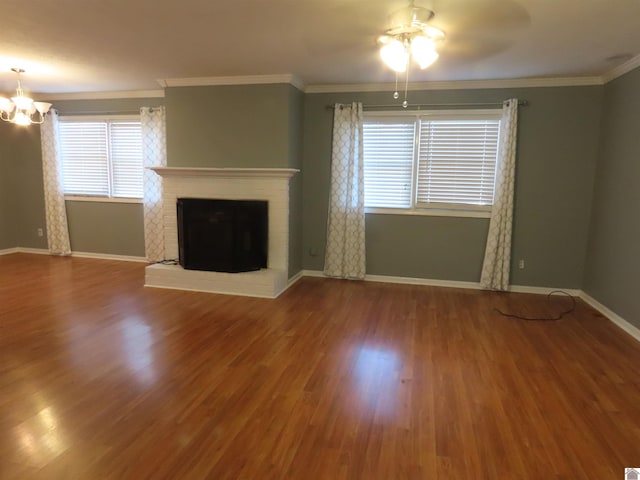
[11,94,34,111]
[411,35,439,69]
[380,40,409,73]
[13,111,32,126]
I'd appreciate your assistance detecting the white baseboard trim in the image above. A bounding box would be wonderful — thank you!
[278,270,304,295]
[17,247,50,255]
[71,251,148,263]
[0,247,49,256]
[509,285,581,296]
[579,292,640,343]
[301,270,580,295]
[0,247,147,263]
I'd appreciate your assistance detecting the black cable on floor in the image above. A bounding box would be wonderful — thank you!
[494,290,576,321]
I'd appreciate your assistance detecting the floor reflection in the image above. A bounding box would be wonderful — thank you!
[121,317,157,386]
[14,406,68,467]
[352,346,400,418]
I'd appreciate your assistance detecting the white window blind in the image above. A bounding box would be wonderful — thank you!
[363,119,415,208]
[59,118,143,199]
[363,111,501,214]
[416,119,500,208]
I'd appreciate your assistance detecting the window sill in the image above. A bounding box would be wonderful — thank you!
[365,207,491,219]
[64,195,143,204]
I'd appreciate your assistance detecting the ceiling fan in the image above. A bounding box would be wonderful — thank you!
[377,0,446,73]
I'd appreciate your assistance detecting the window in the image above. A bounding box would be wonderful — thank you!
[59,116,143,200]
[363,110,501,216]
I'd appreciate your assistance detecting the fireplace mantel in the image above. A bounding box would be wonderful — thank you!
[150,167,299,179]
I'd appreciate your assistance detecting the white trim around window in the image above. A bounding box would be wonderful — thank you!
[64,195,143,204]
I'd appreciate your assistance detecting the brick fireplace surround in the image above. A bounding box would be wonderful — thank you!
[144,167,298,298]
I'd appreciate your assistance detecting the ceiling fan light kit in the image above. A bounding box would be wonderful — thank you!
[0,68,52,126]
[378,0,445,106]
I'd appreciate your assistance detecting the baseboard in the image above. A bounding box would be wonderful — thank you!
[0,247,49,256]
[0,247,147,263]
[71,251,148,263]
[579,292,640,343]
[301,270,579,295]
[276,270,305,296]
[509,285,581,296]
[17,247,50,255]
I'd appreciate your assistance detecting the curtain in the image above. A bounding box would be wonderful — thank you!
[141,107,167,262]
[40,110,71,255]
[480,99,519,290]
[324,102,366,280]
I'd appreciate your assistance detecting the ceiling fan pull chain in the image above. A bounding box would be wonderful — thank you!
[393,71,399,99]
[403,58,410,108]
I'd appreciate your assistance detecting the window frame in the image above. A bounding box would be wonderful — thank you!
[363,109,502,218]
[59,114,144,204]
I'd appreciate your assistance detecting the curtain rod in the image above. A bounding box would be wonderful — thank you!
[56,110,142,116]
[326,100,529,110]
[54,107,162,116]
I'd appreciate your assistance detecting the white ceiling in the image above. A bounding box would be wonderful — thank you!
[1,0,639,94]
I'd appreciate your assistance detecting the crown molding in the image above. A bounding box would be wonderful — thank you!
[33,89,165,101]
[601,53,640,83]
[304,76,604,93]
[158,74,305,91]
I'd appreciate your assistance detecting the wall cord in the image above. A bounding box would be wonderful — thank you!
[494,290,576,321]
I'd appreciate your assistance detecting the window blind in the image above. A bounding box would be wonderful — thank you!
[59,122,110,196]
[110,122,143,198]
[363,120,415,208]
[59,119,143,199]
[416,119,500,207]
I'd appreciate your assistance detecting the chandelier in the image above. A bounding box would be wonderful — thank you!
[0,68,52,126]
[377,1,445,106]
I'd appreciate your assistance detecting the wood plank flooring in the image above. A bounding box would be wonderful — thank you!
[1,253,639,479]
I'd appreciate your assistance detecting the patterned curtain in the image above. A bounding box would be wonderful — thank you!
[324,102,366,280]
[40,110,71,255]
[480,99,519,290]
[141,107,167,262]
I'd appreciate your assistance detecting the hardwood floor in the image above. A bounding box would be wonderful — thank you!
[1,253,639,479]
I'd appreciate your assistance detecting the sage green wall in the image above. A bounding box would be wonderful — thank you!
[0,123,47,249]
[165,83,303,277]
[10,125,47,249]
[302,86,603,287]
[65,201,145,256]
[165,84,291,167]
[11,97,162,255]
[0,123,16,249]
[583,67,640,328]
[287,85,304,277]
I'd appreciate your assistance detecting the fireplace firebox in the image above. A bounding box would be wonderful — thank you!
[177,198,268,273]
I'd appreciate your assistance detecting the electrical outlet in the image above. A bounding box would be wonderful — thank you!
[37,228,43,237]
[518,259,525,269]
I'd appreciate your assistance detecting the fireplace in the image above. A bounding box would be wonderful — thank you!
[144,167,298,298]
[177,198,268,273]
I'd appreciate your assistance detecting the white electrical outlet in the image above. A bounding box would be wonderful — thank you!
[518,259,525,269]
[37,228,43,237]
